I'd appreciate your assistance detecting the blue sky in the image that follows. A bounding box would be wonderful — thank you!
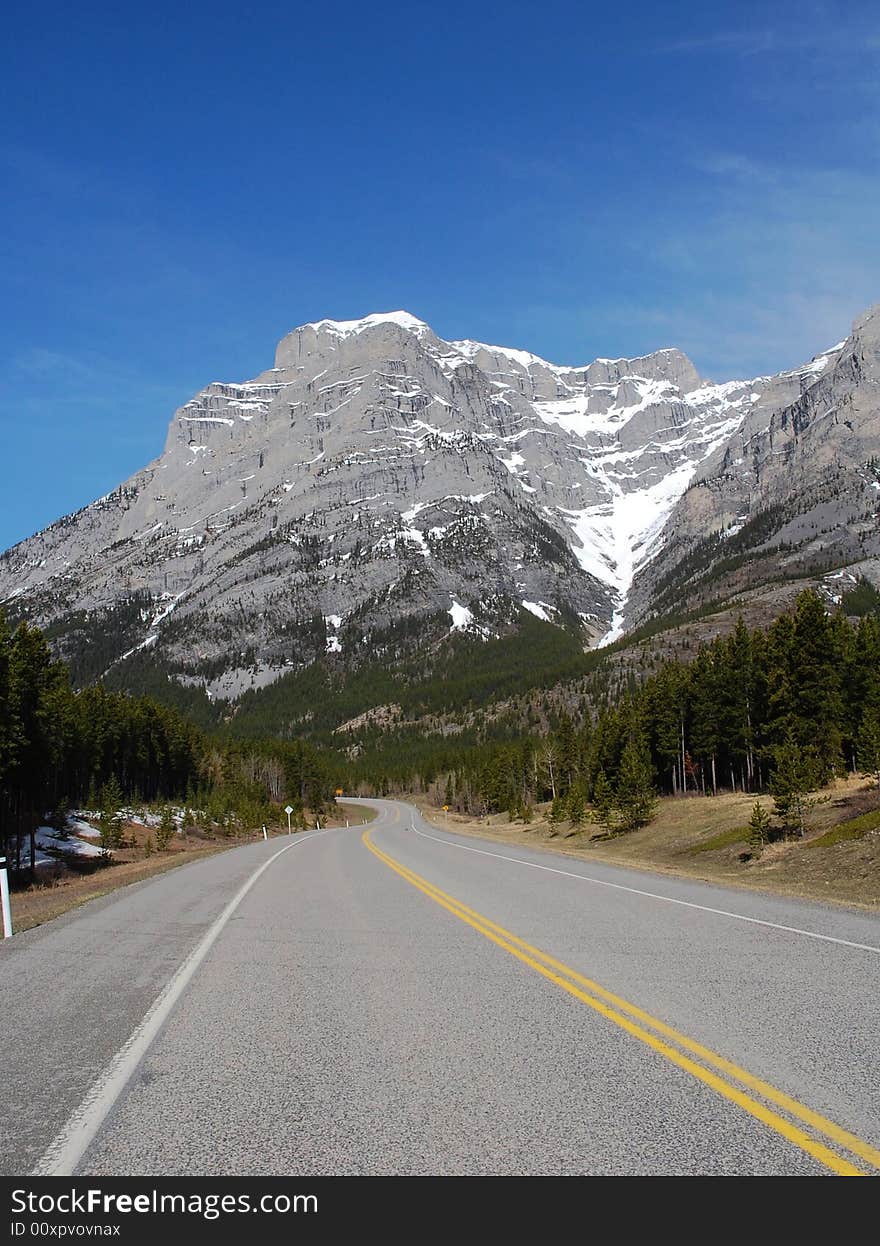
[2,0,879,549]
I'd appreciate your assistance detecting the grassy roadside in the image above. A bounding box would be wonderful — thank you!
[9,841,235,933]
[8,801,365,934]
[413,774,880,911]
[338,802,378,824]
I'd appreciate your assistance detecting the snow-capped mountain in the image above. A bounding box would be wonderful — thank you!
[2,307,878,698]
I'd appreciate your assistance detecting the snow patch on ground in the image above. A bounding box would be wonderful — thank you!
[398,525,429,556]
[401,501,431,524]
[35,826,105,860]
[448,600,473,631]
[67,816,100,839]
[722,518,747,539]
[447,598,493,639]
[116,633,158,664]
[521,600,556,622]
[151,592,184,628]
[324,614,343,653]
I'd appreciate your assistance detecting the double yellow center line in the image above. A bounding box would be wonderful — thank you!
[363,829,880,1176]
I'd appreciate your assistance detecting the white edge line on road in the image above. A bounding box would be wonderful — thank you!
[34,830,326,1177]
[409,820,880,956]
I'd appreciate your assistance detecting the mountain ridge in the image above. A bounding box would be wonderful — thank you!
[1,306,878,705]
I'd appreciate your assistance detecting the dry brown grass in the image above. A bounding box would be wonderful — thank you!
[9,803,362,933]
[9,840,230,932]
[416,774,880,911]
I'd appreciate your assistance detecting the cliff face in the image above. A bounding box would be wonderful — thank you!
[1,308,877,698]
[628,307,880,625]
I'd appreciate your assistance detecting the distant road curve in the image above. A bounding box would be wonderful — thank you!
[1,799,877,1175]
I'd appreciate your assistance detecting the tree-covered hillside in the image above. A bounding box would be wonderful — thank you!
[344,592,880,832]
[0,613,335,874]
[5,587,878,875]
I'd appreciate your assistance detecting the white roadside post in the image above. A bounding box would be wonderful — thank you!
[262,824,268,842]
[0,856,13,939]
[285,804,294,835]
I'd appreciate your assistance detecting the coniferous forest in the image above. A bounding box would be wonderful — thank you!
[0,613,335,874]
[2,588,879,879]
[350,591,880,831]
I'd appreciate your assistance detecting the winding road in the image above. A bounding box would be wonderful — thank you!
[1,798,878,1176]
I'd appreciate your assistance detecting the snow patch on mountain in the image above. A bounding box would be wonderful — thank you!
[522,600,555,622]
[449,338,560,372]
[2,305,866,696]
[448,600,473,631]
[305,311,431,338]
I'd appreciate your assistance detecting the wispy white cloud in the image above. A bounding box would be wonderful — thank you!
[540,146,880,379]
[4,345,190,431]
[578,158,872,371]
[658,13,880,58]
[660,29,778,56]
[690,151,770,181]
[14,347,97,380]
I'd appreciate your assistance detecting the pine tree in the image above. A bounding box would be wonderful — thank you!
[764,613,795,738]
[566,782,587,827]
[788,592,845,780]
[615,730,658,831]
[548,793,567,823]
[770,736,823,837]
[156,806,176,851]
[689,648,721,794]
[48,800,69,837]
[747,800,771,857]
[555,714,578,792]
[646,663,687,794]
[588,709,626,792]
[721,619,757,790]
[857,709,880,790]
[590,769,617,835]
[98,775,125,849]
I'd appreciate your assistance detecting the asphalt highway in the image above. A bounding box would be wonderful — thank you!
[2,799,878,1175]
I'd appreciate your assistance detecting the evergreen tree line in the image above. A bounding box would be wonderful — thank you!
[402,591,880,830]
[0,613,335,873]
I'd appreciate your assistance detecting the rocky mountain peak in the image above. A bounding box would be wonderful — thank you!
[1,306,877,701]
[852,303,880,338]
[274,311,435,368]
